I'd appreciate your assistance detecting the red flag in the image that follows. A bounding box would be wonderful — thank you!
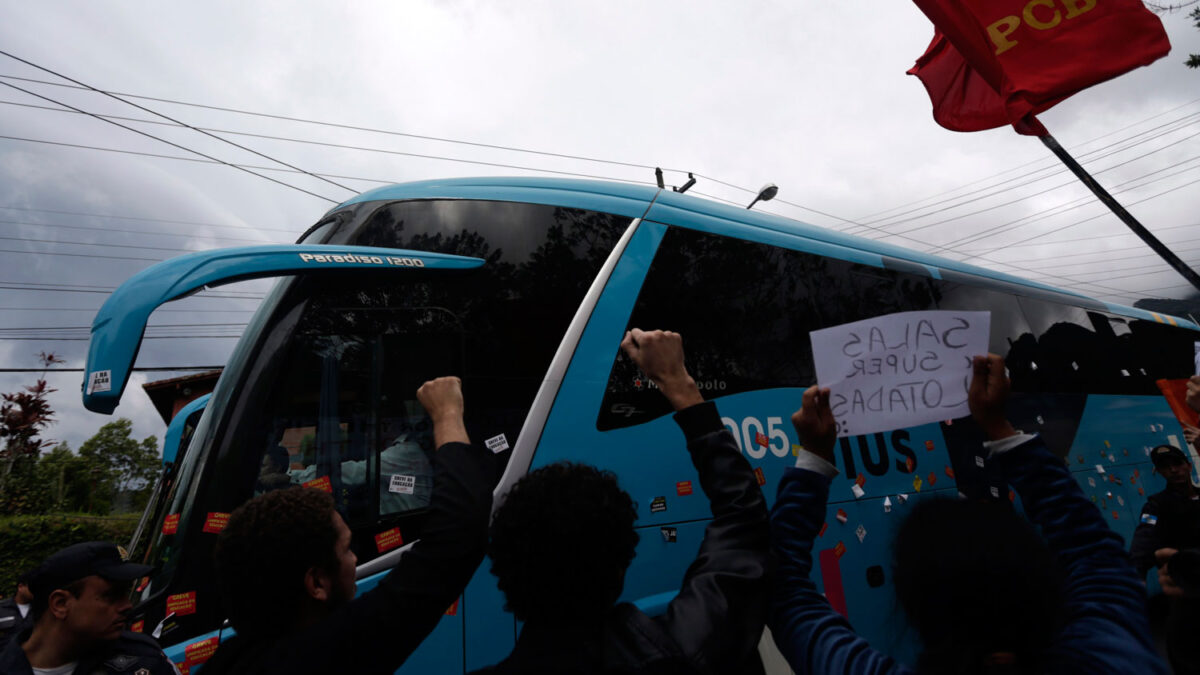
[908,0,1170,135]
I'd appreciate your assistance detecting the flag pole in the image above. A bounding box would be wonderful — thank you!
[1037,131,1200,294]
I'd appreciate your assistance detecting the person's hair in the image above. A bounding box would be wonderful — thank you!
[30,577,86,622]
[488,462,639,622]
[893,498,1065,675]
[214,487,341,639]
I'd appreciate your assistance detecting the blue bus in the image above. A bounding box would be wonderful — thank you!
[83,177,1200,672]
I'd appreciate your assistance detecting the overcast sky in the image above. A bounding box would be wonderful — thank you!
[1,1,1198,452]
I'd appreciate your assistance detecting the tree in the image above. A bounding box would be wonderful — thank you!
[0,352,63,514]
[77,419,160,515]
[36,442,92,512]
[1189,7,1200,68]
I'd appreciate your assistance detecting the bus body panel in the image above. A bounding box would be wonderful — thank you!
[95,178,1200,673]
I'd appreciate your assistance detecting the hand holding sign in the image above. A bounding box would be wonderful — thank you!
[792,386,837,464]
[968,354,1017,441]
[809,311,990,437]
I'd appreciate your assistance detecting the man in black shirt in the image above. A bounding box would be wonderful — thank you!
[0,572,33,654]
[203,376,499,675]
[0,542,176,675]
[1132,443,1200,673]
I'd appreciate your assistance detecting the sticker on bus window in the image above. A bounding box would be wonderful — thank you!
[851,484,865,499]
[485,434,509,453]
[162,514,179,535]
[676,481,693,496]
[184,637,219,665]
[753,468,766,486]
[375,527,404,553]
[819,522,828,537]
[389,474,416,495]
[650,496,667,513]
[445,598,459,616]
[755,432,769,448]
[836,509,848,524]
[304,476,333,493]
[166,592,197,617]
[86,369,111,395]
[913,475,923,492]
[834,541,846,558]
[925,440,934,451]
[660,527,677,543]
[945,466,955,479]
[928,472,937,486]
[202,512,230,534]
[130,620,144,633]
[855,525,867,542]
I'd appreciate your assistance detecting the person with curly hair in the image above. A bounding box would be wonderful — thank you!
[473,328,771,674]
[203,376,499,675]
[770,355,1165,674]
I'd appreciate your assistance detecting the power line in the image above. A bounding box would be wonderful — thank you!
[927,157,1200,255]
[871,130,1200,244]
[0,218,284,246]
[0,50,357,195]
[0,73,848,223]
[844,97,1200,226]
[0,79,339,204]
[0,205,302,235]
[0,72,674,174]
[849,111,1200,234]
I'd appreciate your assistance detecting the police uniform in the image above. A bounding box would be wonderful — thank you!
[1,542,178,675]
[0,626,178,675]
[0,595,30,656]
[1130,445,1200,674]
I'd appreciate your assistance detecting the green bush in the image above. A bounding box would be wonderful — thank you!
[0,513,139,594]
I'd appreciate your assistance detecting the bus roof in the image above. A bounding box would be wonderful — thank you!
[334,177,1198,331]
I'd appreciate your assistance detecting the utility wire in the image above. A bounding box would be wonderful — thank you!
[0,218,284,246]
[0,205,302,235]
[845,96,1200,225]
[847,112,1200,234]
[0,51,357,195]
[0,79,338,203]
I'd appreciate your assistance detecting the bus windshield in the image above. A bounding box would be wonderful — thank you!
[128,199,633,639]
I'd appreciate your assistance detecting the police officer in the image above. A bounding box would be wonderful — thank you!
[0,572,33,654]
[0,542,177,675]
[1131,444,1200,674]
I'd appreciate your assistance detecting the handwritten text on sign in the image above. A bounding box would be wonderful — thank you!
[810,311,989,437]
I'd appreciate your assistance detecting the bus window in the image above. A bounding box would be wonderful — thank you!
[926,278,1037,389]
[127,200,633,643]
[596,226,937,431]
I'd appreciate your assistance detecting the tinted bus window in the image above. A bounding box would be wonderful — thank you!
[132,201,631,640]
[597,226,936,430]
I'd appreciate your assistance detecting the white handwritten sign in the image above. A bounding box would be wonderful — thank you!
[809,310,990,437]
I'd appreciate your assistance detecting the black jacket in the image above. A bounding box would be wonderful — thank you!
[1130,486,1200,575]
[0,598,30,656]
[0,627,176,675]
[201,440,498,675]
[472,402,772,675]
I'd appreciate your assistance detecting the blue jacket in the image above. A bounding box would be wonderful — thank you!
[768,434,1166,674]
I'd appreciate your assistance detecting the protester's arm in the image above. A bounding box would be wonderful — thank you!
[622,329,770,673]
[768,386,907,675]
[971,355,1165,674]
[280,376,497,675]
